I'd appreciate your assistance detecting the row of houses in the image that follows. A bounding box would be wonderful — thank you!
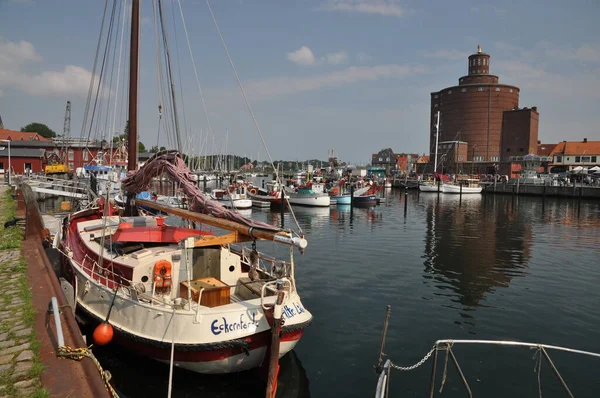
[371,138,600,177]
[0,128,145,174]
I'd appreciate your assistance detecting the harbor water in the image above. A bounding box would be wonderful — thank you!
[51,188,600,397]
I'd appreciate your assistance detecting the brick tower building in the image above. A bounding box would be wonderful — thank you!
[429,45,539,175]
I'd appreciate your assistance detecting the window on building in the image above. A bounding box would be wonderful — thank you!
[495,87,501,92]
[478,87,484,91]
[69,162,74,169]
[0,162,3,170]
[519,148,524,152]
[592,156,597,163]
[509,89,513,93]
[458,156,464,161]
[68,150,74,160]
[506,148,511,152]
[434,95,438,99]
[491,156,500,161]
[575,156,581,163]
[461,88,467,92]
[556,156,562,163]
[83,151,88,161]
[434,104,438,107]
[478,58,481,66]
[582,156,591,163]
[25,163,32,171]
[448,90,452,94]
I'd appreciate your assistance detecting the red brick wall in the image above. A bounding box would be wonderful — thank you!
[500,109,540,160]
[430,84,519,162]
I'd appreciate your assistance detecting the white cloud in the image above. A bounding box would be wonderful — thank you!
[287,46,349,66]
[356,52,372,62]
[287,46,317,65]
[545,44,600,63]
[326,51,349,65]
[316,0,405,17]
[243,64,428,100]
[496,60,600,99]
[0,37,97,97]
[422,49,471,60]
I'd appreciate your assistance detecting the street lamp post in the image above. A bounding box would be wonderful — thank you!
[1,139,11,187]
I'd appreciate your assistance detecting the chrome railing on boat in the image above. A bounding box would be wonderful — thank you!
[374,306,600,398]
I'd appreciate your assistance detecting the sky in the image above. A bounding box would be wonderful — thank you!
[0,0,599,164]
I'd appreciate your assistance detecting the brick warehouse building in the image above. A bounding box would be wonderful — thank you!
[0,128,103,174]
[429,45,539,176]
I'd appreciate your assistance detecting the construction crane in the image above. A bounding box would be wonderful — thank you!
[45,101,72,174]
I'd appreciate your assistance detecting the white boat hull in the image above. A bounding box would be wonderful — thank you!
[418,183,440,192]
[287,195,331,207]
[215,198,253,209]
[441,184,482,194]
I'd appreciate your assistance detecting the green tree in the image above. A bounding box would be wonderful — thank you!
[21,122,56,138]
[113,133,127,143]
[149,145,167,153]
[138,142,146,152]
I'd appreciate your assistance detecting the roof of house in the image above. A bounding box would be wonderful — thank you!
[417,155,430,163]
[0,148,45,158]
[0,128,50,142]
[537,143,557,156]
[550,141,600,156]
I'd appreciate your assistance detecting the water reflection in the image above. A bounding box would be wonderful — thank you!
[265,207,330,232]
[92,342,310,398]
[422,193,532,312]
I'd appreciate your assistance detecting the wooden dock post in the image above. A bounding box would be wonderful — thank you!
[265,290,286,398]
[404,187,408,215]
[350,185,354,218]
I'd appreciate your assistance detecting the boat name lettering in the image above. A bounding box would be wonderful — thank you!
[282,302,305,319]
[210,312,260,335]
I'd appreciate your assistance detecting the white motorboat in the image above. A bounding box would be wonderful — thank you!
[210,188,253,209]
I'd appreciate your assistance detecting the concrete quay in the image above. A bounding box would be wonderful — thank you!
[483,183,600,199]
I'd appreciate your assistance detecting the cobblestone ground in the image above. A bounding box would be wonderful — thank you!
[0,249,39,397]
[0,183,44,397]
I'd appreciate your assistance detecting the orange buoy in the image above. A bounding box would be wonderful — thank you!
[93,322,114,345]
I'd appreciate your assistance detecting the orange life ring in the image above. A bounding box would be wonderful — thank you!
[249,187,258,195]
[153,260,172,289]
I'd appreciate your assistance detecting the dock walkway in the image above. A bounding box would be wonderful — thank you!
[0,248,39,397]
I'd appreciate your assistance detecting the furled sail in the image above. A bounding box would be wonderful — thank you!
[121,151,278,231]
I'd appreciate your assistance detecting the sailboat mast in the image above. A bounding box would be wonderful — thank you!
[434,111,440,173]
[127,0,140,171]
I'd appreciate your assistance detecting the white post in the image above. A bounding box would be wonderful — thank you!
[1,140,10,186]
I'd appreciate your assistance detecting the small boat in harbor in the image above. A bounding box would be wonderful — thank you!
[441,178,482,194]
[418,181,440,192]
[286,183,331,207]
[210,187,253,209]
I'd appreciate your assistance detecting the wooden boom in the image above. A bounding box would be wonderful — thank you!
[135,199,307,249]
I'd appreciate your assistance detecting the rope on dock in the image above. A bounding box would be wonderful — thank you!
[57,345,120,398]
